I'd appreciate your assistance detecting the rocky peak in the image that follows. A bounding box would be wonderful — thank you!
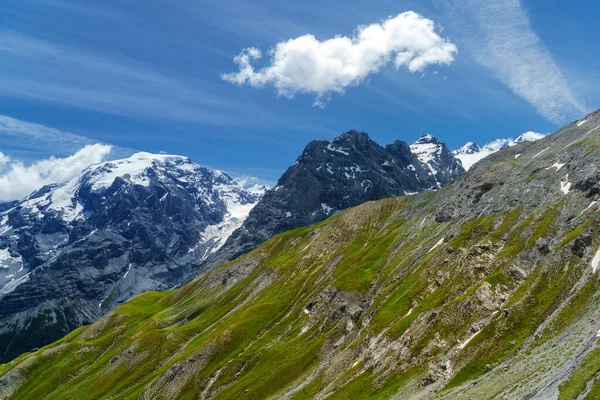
[454,142,481,155]
[204,130,464,270]
[410,133,464,187]
[413,132,439,144]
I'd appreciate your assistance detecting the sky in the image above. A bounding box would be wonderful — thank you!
[0,0,598,199]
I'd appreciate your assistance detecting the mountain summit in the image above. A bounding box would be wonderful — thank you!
[203,130,464,269]
[410,133,464,187]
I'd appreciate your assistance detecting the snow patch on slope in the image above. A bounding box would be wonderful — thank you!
[560,175,572,195]
[592,247,600,273]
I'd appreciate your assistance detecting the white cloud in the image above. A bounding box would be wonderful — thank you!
[233,174,274,190]
[438,0,583,123]
[0,144,112,201]
[0,115,134,160]
[222,11,457,106]
[0,34,279,127]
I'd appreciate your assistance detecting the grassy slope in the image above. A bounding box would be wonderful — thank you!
[1,190,598,400]
[2,117,600,399]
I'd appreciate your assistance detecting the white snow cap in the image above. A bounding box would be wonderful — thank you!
[453,132,546,170]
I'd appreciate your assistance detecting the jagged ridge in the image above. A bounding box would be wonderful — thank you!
[204,130,463,270]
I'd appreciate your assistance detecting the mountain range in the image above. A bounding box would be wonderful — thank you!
[0,131,463,363]
[202,130,463,270]
[1,111,598,399]
[452,131,546,170]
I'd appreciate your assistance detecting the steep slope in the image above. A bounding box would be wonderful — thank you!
[0,152,263,362]
[453,131,546,170]
[204,130,463,269]
[2,112,600,399]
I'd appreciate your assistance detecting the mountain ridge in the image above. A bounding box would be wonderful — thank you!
[202,129,463,270]
[453,131,546,170]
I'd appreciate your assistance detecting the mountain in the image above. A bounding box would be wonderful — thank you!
[202,130,464,270]
[453,131,546,170]
[2,112,599,399]
[409,133,464,187]
[0,152,263,362]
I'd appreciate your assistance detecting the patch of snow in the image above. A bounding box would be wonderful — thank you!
[532,147,550,159]
[361,180,373,192]
[407,164,416,171]
[0,249,16,262]
[285,211,292,218]
[577,119,588,126]
[0,216,10,235]
[592,246,600,273]
[560,175,572,195]
[454,151,492,171]
[405,308,413,317]
[321,203,334,215]
[0,272,30,296]
[586,125,600,136]
[428,237,444,253]
[123,263,132,279]
[514,154,521,159]
[579,201,598,217]
[411,143,439,174]
[546,162,565,172]
[326,143,350,156]
[72,229,98,245]
[458,330,481,350]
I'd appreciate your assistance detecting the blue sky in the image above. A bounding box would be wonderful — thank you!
[0,0,597,190]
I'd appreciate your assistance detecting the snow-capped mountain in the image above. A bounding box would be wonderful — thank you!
[0,152,263,362]
[409,133,465,187]
[453,131,546,170]
[204,130,464,270]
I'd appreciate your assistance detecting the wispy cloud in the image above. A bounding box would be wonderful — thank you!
[222,11,457,107]
[0,115,133,160]
[438,0,583,123]
[0,33,279,126]
[0,144,112,201]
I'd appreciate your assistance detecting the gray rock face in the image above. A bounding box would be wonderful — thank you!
[204,130,464,269]
[0,152,262,362]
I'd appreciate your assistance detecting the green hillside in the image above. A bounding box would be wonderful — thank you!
[2,112,600,399]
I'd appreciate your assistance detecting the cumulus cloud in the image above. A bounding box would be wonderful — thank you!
[222,11,457,106]
[437,0,583,123]
[0,144,112,201]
